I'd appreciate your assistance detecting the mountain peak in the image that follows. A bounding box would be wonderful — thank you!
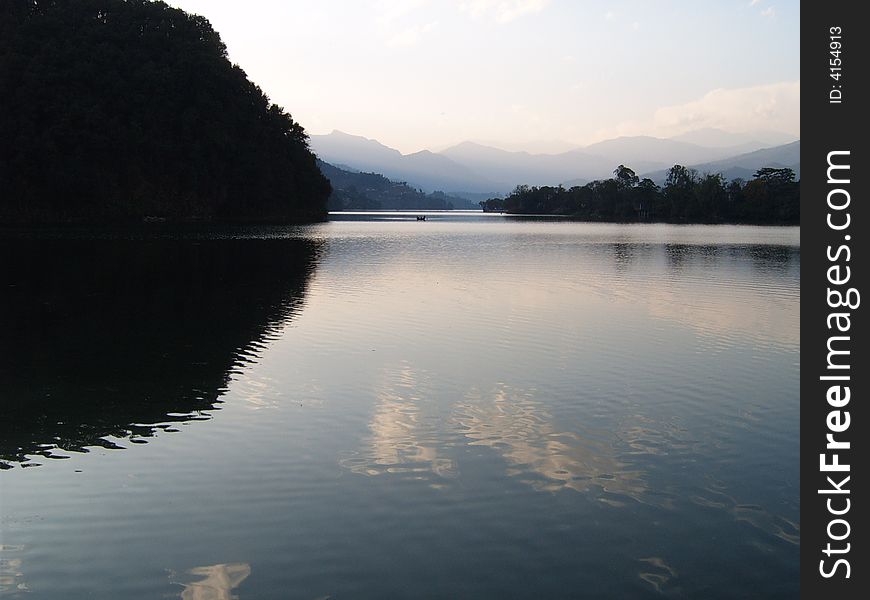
[327,129,375,142]
[312,130,401,155]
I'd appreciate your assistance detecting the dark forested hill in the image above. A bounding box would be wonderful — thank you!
[0,0,330,223]
[318,161,477,210]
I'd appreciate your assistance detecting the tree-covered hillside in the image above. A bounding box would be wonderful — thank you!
[318,161,477,211]
[0,0,330,223]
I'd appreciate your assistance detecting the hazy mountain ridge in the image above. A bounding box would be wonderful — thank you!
[582,136,726,167]
[318,160,478,210]
[642,141,801,184]
[310,129,799,196]
[668,128,797,148]
[311,131,498,194]
[438,142,613,190]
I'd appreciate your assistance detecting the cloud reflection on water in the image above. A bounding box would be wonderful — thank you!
[0,545,28,596]
[340,370,653,506]
[174,563,251,600]
[455,384,647,503]
[340,362,456,481]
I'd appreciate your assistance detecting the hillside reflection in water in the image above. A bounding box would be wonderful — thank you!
[0,235,320,467]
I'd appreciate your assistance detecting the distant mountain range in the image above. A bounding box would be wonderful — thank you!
[311,130,492,195]
[642,141,801,185]
[309,128,800,197]
[667,128,796,149]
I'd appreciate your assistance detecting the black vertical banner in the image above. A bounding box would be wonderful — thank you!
[802,2,867,597]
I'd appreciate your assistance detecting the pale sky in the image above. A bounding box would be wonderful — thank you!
[166,0,800,154]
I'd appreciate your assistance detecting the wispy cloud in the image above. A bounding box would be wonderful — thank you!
[749,0,762,6]
[374,0,431,26]
[373,0,437,47]
[459,0,550,24]
[386,21,439,46]
[760,6,775,18]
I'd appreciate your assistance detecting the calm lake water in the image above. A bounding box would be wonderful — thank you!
[0,214,799,598]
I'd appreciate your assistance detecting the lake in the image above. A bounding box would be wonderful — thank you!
[0,214,800,598]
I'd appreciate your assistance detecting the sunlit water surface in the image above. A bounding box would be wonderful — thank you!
[0,215,799,598]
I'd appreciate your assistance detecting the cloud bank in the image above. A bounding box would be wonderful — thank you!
[595,81,800,142]
[652,81,799,136]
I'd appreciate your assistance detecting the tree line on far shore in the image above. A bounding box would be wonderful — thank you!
[479,165,799,224]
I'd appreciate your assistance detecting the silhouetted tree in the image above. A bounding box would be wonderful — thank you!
[633,178,659,221]
[740,168,799,223]
[614,165,639,188]
[694,173,727,223]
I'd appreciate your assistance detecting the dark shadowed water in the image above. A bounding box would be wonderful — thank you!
[0,214,799,598]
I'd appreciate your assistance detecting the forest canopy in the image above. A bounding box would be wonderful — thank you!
[479,165,799,225]
[0,0,330,223]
